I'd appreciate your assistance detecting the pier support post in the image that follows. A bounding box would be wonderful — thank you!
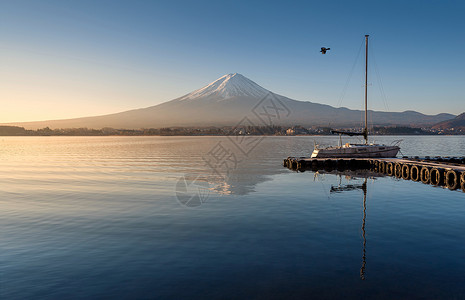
[394,163,402,178]
[386,162,394,176]
[337,159,346,171]
[445,170,459,190]
[379,161,385,173]
[430,168,444,186]
[460,171,465,192]
[420,167,430,184]
[402,164,410,180]
[410,165,420,181]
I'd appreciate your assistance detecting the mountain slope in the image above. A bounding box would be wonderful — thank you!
[432,112,465,130]
[3,73,454,129]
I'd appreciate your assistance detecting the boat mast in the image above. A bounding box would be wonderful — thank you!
[364,35,369,144]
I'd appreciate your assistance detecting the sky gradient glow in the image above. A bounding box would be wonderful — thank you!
[1,0,464,122]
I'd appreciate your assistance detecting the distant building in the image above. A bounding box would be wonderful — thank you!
[286,126,308,135]
[286,128,295,135]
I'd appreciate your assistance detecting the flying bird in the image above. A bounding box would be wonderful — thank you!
[320,47,330,54]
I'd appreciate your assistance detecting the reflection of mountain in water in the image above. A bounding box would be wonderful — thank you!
[176,136,389,196]
[202,139,292,195]
[180,136,308,196]
[195,137,386,196]
[208,172,271,196]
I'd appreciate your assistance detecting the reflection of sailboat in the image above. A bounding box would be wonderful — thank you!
[360,179,367,281]
[312,35,400,158]
[330,176,368,280]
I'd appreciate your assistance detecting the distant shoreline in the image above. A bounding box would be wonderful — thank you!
[0,125,462,136]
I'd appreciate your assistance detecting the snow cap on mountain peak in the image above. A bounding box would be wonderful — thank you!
[180,73,270,100]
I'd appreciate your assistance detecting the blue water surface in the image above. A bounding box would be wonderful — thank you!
[1,136,464,299]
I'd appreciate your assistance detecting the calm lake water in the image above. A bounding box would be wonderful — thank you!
[1,136,465,299]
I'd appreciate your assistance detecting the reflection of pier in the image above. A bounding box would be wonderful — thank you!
[284,157,465,191]
[330,177,368,280]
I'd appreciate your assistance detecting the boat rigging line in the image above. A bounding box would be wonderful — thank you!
[370,39,390,112]
[337,38,364,108]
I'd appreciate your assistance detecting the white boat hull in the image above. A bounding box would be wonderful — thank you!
[311,144,400,158]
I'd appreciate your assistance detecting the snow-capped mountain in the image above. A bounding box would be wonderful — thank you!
[178,73,269,101]
[3,73,454,129]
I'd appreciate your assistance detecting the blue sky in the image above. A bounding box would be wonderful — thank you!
[1,0,464,122]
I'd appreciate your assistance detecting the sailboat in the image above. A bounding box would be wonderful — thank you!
[311,35,400,158]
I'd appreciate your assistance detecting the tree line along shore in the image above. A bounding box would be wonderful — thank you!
[0,125,462,136]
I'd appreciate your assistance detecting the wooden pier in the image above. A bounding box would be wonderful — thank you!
[283,156,465,191]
